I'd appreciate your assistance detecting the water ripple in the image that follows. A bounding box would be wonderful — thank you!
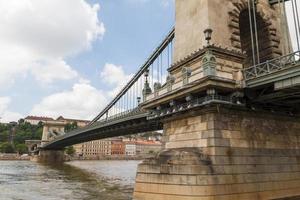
[0,160,140,200]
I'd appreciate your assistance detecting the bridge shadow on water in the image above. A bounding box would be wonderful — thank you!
[38,161,133,200]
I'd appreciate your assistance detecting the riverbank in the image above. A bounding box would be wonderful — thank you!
[0,153,30,160]
[67,154,152,161]
[0,153,152,161]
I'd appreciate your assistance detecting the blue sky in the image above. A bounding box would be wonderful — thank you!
[1,0,299,123]
[0,0,175,122]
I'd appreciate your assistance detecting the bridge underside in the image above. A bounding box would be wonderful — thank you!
[246,84,300,108]
[43,112,162,150]
[244,52,300,113]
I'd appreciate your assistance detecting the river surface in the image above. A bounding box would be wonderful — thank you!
[0,160,141,200]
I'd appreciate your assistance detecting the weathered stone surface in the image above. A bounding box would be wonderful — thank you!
[34,150,65,164]
[133,107,300,200]
[134,0,297,198]
[173,0,290,64]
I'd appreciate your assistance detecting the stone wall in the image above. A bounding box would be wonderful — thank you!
[35,150,65,164]
[173,0,289,64]
[134,107,300,199]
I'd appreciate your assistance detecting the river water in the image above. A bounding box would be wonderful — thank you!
[0,160,141,200]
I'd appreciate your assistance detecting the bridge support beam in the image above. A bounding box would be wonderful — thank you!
[32,149,65,164]
[134,106,300,200]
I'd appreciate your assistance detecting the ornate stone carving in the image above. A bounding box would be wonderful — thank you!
[182,67,192,85]
[228,0,281,62]
[202,49,217,76]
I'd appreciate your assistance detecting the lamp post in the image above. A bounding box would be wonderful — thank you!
[137,97,141,105]
[204,28,213,45]
[142,69,152,101]
[144,69,149,83]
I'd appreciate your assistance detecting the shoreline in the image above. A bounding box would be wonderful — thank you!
[66,155,150,161]
[0,153,30,161]
[0,153,151,161]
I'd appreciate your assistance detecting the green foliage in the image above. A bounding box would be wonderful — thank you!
[0,142,15,153]
[65,146,75,156]
[14,122,43,144]
[64,122,78,132]
[0,120,43,153]
[15,144,28,154]
[18,118,25,125]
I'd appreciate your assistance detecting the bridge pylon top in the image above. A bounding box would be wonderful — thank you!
[141,0,298,118]
[173,0,291,65]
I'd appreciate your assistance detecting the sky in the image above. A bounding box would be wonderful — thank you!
[0,0,175,122]
[0,0,299,123]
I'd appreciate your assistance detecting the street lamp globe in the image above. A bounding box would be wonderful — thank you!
[204,28,213,45]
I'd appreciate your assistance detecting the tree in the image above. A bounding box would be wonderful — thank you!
[18,118,25,125]
[64,122,78,132]
[0,118,43,152]
[0,129,9,143]
[37,121,43,128]
[0,142,15,153]
[15,144,28,154]
[65,146,75,156]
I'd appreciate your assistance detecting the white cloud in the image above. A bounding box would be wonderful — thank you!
[100,63,133,97]
[31,59,78,84]
[29,63,133,121]
[0,0,105,86]
[30,81,107,120]
[0,97,23,123]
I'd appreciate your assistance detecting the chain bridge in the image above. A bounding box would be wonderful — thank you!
[39,0,300,199]
[43,0,300,150]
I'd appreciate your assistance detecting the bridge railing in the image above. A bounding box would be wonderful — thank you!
[89,27,175,124]
[148,94,234,119]
[91,108,145,127]
[243,51,300,81]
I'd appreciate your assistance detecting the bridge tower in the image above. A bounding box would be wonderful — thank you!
[41,121,65,146]
[35,121,66,163]
[134,0,300,199]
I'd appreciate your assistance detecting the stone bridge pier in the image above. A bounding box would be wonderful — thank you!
[31,120,66,164]
[31,149,65,164]
[134,0,300,199]
[134,106,300,199]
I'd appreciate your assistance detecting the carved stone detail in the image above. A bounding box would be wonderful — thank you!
[228,0,281,62]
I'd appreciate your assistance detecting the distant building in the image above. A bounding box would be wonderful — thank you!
[56,116,90,128]
[111,139,125,155]
[73,137,162,159]
[24,116,54,125]
[76,139,111,158]
[124,141,136,156]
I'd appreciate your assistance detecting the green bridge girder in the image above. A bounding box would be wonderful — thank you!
[245,62,300,88]
[243,51,300,87]
[269,0,290,5]
[244,51,300,106]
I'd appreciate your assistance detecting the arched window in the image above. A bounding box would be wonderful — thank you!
[239,9,277,67]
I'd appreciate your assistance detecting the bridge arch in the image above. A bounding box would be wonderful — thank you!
[30,144,38,152]
[228,0,281,67]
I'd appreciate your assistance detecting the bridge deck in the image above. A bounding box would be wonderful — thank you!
[243,51,300,88]
[42,109,162,150]
[243,51,300,107]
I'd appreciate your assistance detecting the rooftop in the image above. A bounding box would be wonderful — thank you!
[24,116,54,121]
[56,116,90,123]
